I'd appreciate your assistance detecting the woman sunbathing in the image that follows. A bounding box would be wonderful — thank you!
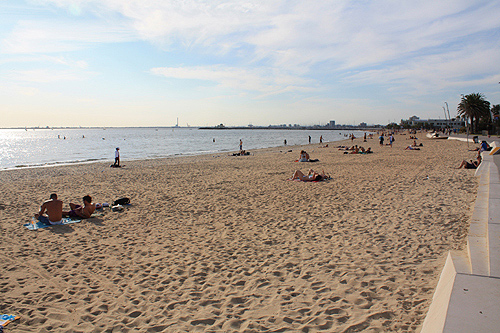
[298,150,319,162]
[457,152,482,169]
[299,150,310,162]
[289,169,327,181]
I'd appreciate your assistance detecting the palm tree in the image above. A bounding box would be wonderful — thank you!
[492,104,500,132]
[492,104,500,118]
[457,93,490,134]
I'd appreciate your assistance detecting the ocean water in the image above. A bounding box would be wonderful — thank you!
[0,127,367,170]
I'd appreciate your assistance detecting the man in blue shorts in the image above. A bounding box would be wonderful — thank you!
[35,193,63,225]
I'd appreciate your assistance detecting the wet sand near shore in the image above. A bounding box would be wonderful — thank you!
[0,134,479,332]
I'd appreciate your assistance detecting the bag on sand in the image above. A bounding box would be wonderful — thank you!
[113,197,130,206]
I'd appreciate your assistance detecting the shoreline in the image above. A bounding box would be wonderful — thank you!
[0,138,347,172]
[0,134,479,331]
[0,127,372,171]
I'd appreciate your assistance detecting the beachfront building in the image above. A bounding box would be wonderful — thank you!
[401,116,465,129]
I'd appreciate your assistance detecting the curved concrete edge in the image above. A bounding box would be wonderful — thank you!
[447,137,473,143]
[421,141,500,332]
[420,252,458,332]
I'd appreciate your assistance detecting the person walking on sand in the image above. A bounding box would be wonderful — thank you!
[63,195,96,219]
[35,193,63,225]
[239,139,243,151]
[389,134,394,148]
[114,147,120,167]
[379,134,384,146]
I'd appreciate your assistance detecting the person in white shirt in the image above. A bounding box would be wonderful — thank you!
[114,147,120,166]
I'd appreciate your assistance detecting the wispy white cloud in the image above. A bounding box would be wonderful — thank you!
[5,68,85,83]
[345,42,500,96]
[2,0,500,126]
[2,18,138,54]
[150,65,316,96]
[6,1,500,75]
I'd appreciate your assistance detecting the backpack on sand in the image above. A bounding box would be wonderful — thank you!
[113,197,130,206]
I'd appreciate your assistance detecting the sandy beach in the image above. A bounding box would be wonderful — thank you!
[0,133,479,332]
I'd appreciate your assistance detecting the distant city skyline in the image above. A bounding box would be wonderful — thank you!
[1,1,499,128]
[3,119,378,129]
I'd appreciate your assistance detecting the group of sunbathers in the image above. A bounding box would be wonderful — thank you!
[35,193,96,225]
[338,145,372,154]
[231,150,250,156]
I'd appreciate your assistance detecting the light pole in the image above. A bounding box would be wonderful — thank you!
[460,94,469,146]
[445,102,450,120]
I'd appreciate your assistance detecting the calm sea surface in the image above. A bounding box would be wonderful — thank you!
[0,127,367,170]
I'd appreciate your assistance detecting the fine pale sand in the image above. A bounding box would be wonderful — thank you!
[0,133,479,332]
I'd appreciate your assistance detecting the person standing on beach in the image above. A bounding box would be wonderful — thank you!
[319,135,323,143]
[308,135,311,144]
[239,139,243,151]
[389,134,394,148]
[114,147,120,167]
[379,134,384,146]
[35,193,63,224]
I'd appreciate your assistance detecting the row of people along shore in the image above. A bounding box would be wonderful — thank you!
[289,132,490,181]
[35,132,489,224]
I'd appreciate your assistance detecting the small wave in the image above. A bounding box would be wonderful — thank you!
[5,158,108,171]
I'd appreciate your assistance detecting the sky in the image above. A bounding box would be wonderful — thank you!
[1,0,500,127]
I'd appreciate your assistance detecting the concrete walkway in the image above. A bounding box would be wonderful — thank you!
[421,138,500,332]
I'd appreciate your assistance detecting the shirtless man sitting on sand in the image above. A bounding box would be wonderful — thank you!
[35,193,63,225]
[63,195,96,219]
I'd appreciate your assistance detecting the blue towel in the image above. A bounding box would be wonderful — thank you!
[24,217,82,231]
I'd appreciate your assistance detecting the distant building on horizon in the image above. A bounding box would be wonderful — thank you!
[402,116,464,129]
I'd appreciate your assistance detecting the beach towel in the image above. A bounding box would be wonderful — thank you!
[24,217,82,231]
[0,314,20,327]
